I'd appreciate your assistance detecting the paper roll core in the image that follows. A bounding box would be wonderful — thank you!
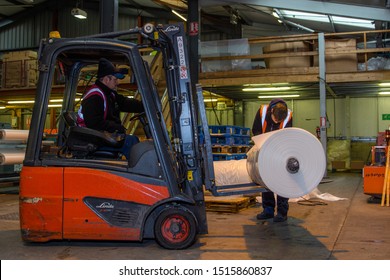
[286,157,299,174]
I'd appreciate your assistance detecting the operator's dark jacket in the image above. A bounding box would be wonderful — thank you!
[80,80,144,134]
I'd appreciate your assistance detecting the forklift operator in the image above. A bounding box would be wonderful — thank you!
[77,58,144,159]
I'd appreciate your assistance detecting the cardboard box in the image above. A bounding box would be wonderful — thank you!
[350,160,365,170]
[3,50,37,60]
[313,38,357,72]
[332,161,346,170]
[263,41,311,68]
[2,59,38,88]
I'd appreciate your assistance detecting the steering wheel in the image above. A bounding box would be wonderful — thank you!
[129,112,152,139]
[129,112,146,122]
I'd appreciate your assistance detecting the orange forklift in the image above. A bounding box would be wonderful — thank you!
[363,130,390,201]
[19,23,266,249]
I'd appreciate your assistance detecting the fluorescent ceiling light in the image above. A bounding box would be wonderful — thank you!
[0,106,6,109]
[258,95,300,99]
[203,98,218,102]
[379,92,390,95]
[243,87,291,92]
[71,8,87,20]
[49,98,81,103]
[8,100,35,104]
[48,104,62,108]
[243,83,289,87]
[280,10,374,29]
[172,9,187,22]
[379,83,390,87]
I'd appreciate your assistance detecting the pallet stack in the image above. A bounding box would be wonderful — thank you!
[209,125,251,161]
[204,194,257,213]
[1,50,38,88]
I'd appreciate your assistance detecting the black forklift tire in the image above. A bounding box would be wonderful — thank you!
[154,207,197,250]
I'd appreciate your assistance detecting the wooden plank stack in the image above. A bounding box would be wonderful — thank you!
[204,194,257,213]
[1,50,38,88]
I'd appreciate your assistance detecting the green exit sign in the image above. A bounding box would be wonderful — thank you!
[382,114,390,120]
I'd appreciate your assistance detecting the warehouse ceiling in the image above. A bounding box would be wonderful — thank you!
[0,0,389,36]
[0,0,389,101]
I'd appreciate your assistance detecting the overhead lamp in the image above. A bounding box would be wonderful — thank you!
[258,95,300,99]
[272,11,280,19]
[71,8,87,20]
[243,86,291,92]
[243,83,289,87]
[230,13,238,25]
[0,106,6,109]
[8,100,35,104]
[379,92,390,95]
[172,9,187,22]
[49,98,81,103]
[203,98,218,102]
[379,83,390,87]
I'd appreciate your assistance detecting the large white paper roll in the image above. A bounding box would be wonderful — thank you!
[247,127,326,198]
[213,159,252,186]
[0,151,25,165]
[0,129,29,141]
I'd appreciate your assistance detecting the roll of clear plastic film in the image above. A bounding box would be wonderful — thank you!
[0,129,29,141]
[0,151,25,165]
[246,128,326,198]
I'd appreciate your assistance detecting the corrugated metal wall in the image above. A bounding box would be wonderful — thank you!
[0,9,52,51]
[0,8,146,52]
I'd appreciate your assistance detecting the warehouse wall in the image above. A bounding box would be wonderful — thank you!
[206,108,234,125]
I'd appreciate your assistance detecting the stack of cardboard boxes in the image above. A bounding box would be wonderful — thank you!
[1,50,38,88]
[313,38,357,72]
[263,38,357,72]
[263,41,312,68]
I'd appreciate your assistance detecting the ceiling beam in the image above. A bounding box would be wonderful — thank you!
[203,0,390,21]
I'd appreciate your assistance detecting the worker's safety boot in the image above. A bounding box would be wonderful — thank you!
[256,208,274,220]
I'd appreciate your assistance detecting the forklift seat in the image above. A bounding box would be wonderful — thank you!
[128,140,162,177]
[61,111,125,158]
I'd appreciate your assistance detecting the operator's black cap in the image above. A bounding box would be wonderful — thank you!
[97,58,127,79]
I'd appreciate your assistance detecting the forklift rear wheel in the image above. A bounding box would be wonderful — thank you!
[154,207,197,250]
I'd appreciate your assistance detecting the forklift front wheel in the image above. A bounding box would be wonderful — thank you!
[154,207,197,250]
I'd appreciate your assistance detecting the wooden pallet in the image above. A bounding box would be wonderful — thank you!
[204,195,257,213]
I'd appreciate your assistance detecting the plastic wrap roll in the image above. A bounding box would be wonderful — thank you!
[0,151,25,165]
[247,127,326,198]
[213,159,252,186]
[0,129,29,141]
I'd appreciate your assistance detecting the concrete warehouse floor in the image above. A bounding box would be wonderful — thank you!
[0,172,389,260]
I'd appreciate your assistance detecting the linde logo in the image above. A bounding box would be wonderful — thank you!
[165,25,179,32]
[96,202,114,209]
